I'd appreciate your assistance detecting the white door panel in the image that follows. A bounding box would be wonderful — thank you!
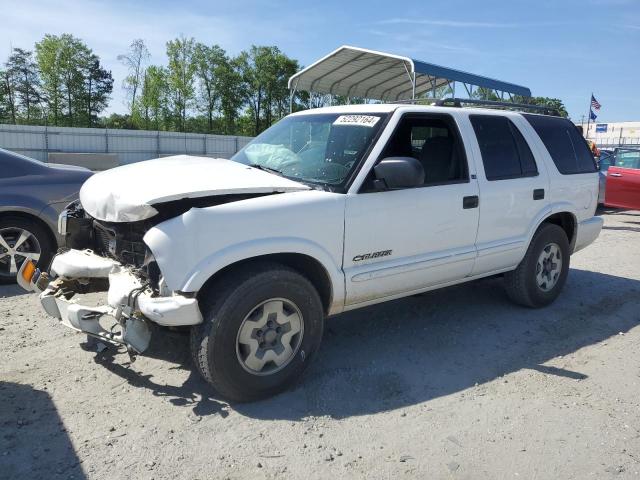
[462,114,551,275]
[344,182,479,305]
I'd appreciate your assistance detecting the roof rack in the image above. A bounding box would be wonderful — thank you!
[390,97,560,116]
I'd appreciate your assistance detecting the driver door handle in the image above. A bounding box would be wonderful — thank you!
[610,173,623,177]
[463,195,479,209]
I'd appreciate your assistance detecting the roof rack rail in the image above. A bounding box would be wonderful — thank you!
[389,97,560,116]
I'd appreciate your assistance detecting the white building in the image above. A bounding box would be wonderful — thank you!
[576,121,640,147]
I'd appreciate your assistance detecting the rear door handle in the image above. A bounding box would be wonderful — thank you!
[463,195,479,209]
[610,173,623,177]
[533,188,545,200]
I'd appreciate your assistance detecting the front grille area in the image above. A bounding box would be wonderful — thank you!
[92,221,147,268]
[93,222,115,256]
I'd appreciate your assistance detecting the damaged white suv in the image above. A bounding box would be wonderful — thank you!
[19,102,603,401]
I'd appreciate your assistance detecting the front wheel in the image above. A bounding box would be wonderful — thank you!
[190,262,324,402]
[504,223,570,308]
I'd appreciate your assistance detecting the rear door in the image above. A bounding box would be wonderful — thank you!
[605,150,640,209]
[467,114,549,275]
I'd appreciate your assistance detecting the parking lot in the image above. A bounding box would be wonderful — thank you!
[1,208,639,480]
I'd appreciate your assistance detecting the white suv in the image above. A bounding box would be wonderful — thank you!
[19,103,603,401]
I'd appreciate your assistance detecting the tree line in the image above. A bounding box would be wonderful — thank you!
[0,34,113,128]
[0,35,305,136]
[0,34,569,137]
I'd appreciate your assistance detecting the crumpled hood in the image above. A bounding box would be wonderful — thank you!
[79,155,309,222]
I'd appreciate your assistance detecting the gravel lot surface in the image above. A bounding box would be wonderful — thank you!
[1,209,639,480]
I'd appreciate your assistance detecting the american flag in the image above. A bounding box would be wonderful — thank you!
[591,94,601,111]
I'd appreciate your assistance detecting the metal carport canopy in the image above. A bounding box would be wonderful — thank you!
[288,45,531,101]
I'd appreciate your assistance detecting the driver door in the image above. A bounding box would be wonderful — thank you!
[343,113,480,306]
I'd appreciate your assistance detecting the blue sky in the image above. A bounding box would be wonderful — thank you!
[2,0,639,122]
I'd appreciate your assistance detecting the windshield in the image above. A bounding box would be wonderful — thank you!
[231,113,387,187]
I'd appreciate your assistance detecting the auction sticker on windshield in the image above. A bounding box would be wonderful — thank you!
[333,115,380,127]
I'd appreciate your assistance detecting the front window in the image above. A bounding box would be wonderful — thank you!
[615,149,640,170]
[231,113,387,188]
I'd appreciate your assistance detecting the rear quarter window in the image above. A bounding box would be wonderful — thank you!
[523,114,597,174]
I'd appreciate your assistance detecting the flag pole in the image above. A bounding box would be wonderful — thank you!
[585,93,592,140]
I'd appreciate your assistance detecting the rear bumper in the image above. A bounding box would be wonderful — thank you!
[573,216,604,253]
[19,249,202,352]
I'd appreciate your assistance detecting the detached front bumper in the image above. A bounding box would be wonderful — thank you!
[18,249,202,353]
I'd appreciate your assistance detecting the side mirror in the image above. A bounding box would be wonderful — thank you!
[373,157,425,190]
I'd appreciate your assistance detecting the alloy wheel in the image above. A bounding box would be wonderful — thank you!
[235,298,304,376]
[0,227,41,278]
[535,242,562,292]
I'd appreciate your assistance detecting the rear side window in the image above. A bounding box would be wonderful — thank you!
[523,114,597,174]
[470,115,538,180]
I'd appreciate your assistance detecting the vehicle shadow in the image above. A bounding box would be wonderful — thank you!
[91,268,640,421]
[235,268,640,420]
[598,208,640,217]
[92,333,229,418]
[0,382,86,479]
[602,225,640,233]
[0,284,28,299]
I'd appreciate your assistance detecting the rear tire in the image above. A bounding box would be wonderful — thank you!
[190,262,324,402]
[504,223,570,308]
[0,216,55,285]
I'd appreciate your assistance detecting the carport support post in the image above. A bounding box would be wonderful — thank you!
[289,78,299,113]
[402,62,416,102]
[412,72,416,101]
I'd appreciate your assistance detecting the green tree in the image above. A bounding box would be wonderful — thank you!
[0,70,8,122]
[5,48,42,123]
[58,35,91,125]
[0,67,17,123]
[217,56,245,134]
[471,87,500,101]
[35,34,64,125]
[237,46,299,135]
[139,65,168,130]
[166,36,196,132]
[36,34,112,127]
[82,55,113,126]
[513,95,568,117]
[193,43,228,133]
[118,39,150,120]
[36,34,90,125]
[101,112,131,129]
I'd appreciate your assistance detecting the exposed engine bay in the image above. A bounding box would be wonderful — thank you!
[62,193,274,295]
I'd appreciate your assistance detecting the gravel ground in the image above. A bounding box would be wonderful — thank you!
[1,208,640,480]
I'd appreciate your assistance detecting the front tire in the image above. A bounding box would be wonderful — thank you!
[190,262,324,402]
[504,223,570,308]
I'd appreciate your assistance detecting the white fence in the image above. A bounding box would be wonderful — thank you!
[0,124,254,164]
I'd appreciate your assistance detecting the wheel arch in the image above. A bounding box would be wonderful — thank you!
[538,211,577,253]
[195,253,335,316]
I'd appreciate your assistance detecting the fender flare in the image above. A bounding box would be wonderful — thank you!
[177,237,345,312]
[524,202,578,252]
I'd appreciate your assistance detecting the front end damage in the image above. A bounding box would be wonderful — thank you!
[19,242,202,356]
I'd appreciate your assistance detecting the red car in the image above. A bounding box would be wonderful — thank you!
[603,148,640,210]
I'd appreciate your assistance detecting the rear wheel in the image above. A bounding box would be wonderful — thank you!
[0,217,54,285]
[190,262,324,402]
[504,223,570,308]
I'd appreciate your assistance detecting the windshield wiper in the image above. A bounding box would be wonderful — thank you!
[248,163,283,176]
